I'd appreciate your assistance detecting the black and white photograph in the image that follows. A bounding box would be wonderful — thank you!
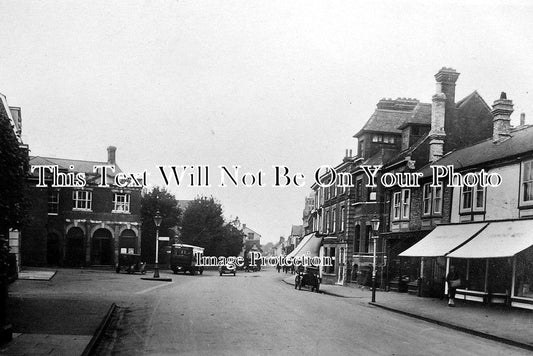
[1,1,533,355]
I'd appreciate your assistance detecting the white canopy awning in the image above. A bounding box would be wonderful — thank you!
[286,233,322,259]
[398,222,488,257]
[447,219,533,258]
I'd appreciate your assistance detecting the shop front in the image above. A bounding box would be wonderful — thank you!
[400,219,533,310]
[446,219,533,309]
[399,222,488,297]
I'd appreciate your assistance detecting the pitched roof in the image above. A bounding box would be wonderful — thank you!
[398,103,432,129]
[354,109,414,137]
[29,156,121,174]
[419,125,533,177]
[456,90,491,111]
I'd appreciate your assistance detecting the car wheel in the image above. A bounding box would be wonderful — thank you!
[220,272,223,276]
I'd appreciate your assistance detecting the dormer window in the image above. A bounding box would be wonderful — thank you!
[372,134,395,144]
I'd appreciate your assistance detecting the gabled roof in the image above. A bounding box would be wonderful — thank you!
[398,103,432,129]
[354,109,414,137]
[419,125,533,177]
[456,90,491,112]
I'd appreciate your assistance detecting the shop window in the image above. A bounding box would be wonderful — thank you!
[467,259,486,291]
[515,246,533,298]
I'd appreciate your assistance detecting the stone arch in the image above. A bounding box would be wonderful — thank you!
[89,225,114,239]
[118,225,139,237]
[91,228,114,265]
[119,229,138,254]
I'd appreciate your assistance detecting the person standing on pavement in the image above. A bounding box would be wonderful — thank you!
[446,265,461,307]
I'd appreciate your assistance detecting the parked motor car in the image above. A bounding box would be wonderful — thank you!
[116,253,146,274]
[295,266,320,293]
[219,264,236,276]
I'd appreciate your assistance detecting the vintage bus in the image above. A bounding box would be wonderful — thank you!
[169,243,204,275]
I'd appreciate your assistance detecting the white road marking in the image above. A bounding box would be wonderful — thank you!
[135,282,173,295]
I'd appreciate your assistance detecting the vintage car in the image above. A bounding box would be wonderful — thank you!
[219,264,236,276]
[295,266,320,293]
[116,253,146,274]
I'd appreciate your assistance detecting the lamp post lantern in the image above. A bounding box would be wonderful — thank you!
[371,217,380,303]
[153,210,163,278]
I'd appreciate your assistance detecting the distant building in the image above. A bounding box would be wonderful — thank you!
[302,194,315,235]
[22,146,142,267]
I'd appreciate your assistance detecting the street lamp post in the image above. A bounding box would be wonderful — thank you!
[153,210,163,278]
[371,217,380,303]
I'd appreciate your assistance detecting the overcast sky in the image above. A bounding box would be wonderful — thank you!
[1,0,532,244]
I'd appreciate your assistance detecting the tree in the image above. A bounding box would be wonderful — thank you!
[181,196,243,257]
[0,103,28,343]
[0,108,28,238]
[141,187,181,263]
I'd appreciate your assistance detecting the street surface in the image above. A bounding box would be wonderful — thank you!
[7,268,531,355]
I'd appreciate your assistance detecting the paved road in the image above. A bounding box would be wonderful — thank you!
[90,268,528,356]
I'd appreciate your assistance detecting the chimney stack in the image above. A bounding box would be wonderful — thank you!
[107,146,117,164]
[491,92,513,142]
[434,67,460,106]
[429,68,459,161]
[520,113,526,126]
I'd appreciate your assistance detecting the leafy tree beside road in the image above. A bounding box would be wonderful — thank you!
[141,187,181,264]
[180,197,243,257]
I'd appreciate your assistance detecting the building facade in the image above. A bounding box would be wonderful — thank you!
[22,146,142,267]
[403,94,533,309]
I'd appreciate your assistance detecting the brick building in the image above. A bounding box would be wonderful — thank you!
[401,94,533,309]
[380,68,495,295]
[310,150,360,285]
[22,146,142,267]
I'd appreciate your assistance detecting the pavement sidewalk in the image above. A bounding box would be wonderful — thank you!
[283,275,533,351]
[1,269,113,356]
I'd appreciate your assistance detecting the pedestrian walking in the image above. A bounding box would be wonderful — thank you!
[446,265,462,307]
